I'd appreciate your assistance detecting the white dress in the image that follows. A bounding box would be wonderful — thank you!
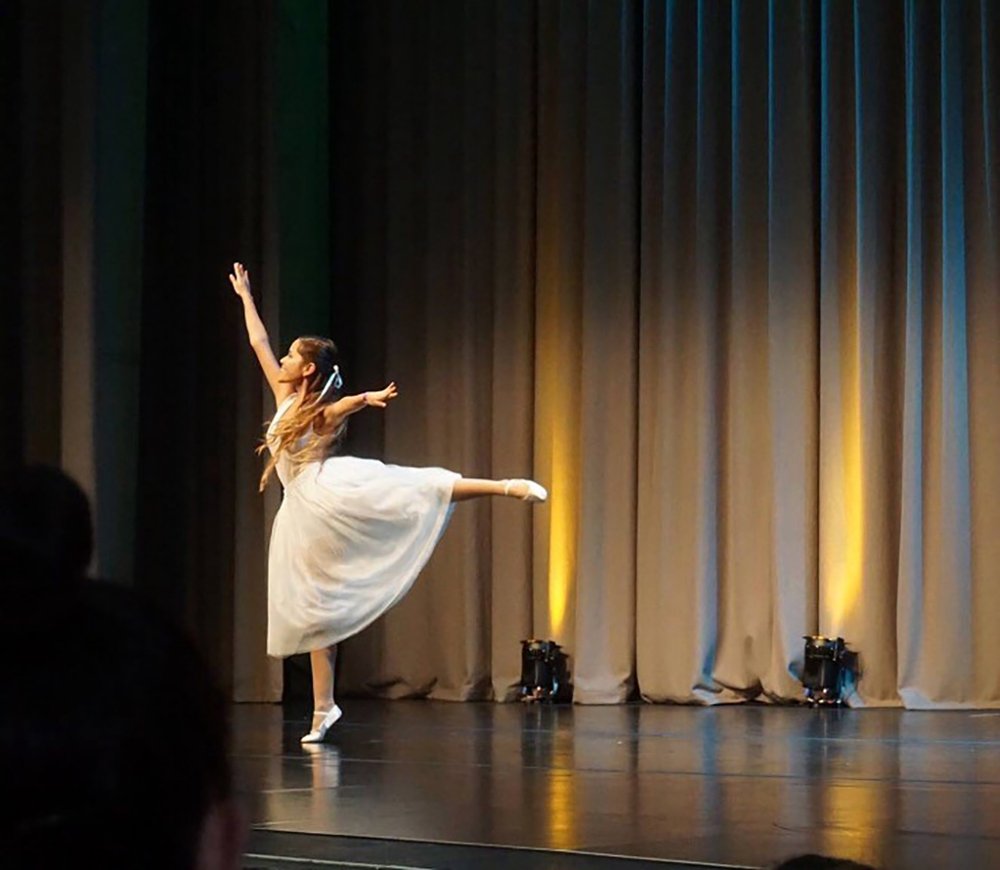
[265,395,460,657]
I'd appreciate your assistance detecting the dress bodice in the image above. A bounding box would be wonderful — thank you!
[267,395,310,486]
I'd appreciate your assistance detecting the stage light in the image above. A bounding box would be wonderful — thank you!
[519,639,572,703]
[801,635,857,706]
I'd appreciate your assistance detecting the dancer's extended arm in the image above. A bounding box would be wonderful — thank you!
[319,383,398,432]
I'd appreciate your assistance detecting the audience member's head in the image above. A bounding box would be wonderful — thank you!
[772,855,878,869]
[0,580,243,868]
[0,463,93,582]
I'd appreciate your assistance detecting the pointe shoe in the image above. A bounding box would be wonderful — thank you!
[301,704,343,744]
[503,479,548,503]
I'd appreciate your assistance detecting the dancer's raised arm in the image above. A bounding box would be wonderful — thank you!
[229,262,291,404]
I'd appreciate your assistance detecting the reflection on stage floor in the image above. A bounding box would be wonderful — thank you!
[233,700,1000,869]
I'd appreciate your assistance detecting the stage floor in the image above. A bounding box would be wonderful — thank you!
[232,700,1000,869]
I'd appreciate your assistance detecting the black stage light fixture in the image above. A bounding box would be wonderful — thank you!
[519,639,573,703]
[802,635,858,706]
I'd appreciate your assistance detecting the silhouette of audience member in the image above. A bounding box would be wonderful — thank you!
[1,580,244,868]
[772,855,878,869]
[0,463,93,582]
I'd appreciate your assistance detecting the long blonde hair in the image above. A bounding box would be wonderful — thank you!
[258,336,345,490]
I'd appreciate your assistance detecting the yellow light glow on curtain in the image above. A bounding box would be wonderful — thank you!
[547,424,576,637]
[824,290,865,636]
[830,383,864,633]
[534,264,580,641]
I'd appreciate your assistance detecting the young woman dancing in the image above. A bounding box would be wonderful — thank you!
[229,263,546,743]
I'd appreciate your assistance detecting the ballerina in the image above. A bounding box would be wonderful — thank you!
[229,262,546,742]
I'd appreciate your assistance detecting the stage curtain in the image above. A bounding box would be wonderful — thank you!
[333,0,1000,708]
[8,0,998,708]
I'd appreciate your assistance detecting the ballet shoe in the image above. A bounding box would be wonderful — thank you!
[503,479,548,503]
[301,704,343,744]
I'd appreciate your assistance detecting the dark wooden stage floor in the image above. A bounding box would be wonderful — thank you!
[232,700,1000,869]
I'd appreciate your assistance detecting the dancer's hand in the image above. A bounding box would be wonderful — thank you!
[365,383,398,408]
[229,262,252,299]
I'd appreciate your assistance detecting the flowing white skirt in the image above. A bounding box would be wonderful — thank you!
[266,455,459,657]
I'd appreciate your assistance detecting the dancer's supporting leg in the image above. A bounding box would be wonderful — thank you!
[302,645,341,743]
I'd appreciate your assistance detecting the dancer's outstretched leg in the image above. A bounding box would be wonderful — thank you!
[451,477,547,503]
[302,645,342,743]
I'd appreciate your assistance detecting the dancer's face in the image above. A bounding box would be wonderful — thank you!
[278,340,316,384]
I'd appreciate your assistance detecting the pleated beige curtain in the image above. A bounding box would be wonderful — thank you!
[328,0,1000,708]
[12,0,994,710]
[336,1,539,701]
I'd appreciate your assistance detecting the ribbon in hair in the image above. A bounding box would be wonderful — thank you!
[318,365,343,400]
